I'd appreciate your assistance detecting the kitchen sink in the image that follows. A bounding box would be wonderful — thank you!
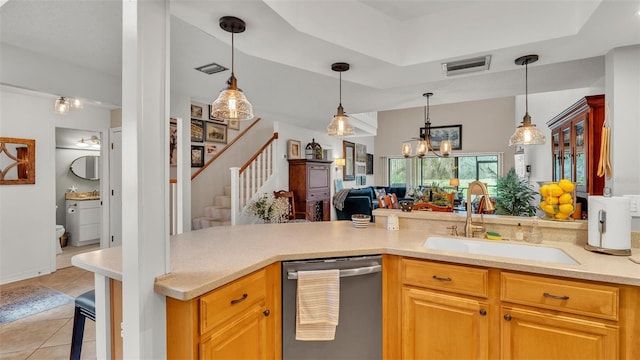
[423,236,579,265]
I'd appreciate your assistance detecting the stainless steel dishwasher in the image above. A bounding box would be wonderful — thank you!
[282,255,382,360]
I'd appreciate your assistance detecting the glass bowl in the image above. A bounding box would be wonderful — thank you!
[538,180,576,221]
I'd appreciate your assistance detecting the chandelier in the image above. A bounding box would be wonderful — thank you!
[402,92,451,158]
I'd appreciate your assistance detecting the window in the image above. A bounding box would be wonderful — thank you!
[388,154,501,196]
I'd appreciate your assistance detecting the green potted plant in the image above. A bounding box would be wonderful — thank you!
[495,168,537,216]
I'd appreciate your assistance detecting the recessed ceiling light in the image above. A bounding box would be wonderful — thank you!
[195,62,228,75]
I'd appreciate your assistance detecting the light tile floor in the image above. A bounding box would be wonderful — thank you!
[0,245,98,360]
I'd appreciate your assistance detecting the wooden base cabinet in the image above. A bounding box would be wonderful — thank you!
[501,306,618,359]
[288,159,332,221]
[166,263,281,359]
[402,287,489,359]
[383,255,640,360]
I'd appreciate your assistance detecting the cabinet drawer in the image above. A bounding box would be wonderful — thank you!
[308,189,329,200]
[402,259,489,298]
[500,272,619,320]
[200,268,267,335]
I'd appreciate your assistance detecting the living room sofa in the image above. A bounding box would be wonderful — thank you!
[334,186,407,221]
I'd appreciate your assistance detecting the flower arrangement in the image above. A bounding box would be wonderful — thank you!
[406,186,424,199]
[245,193,291,223]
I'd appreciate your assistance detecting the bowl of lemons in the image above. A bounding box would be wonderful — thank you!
[538,179,576,221]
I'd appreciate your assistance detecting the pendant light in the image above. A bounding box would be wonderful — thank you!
[327,62,354,136]
[54,97,70,115]
[210,16,254,121]
[509,54,546,146]
[402,92,451,158]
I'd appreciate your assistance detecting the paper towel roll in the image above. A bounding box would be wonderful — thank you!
[588,196,631,250]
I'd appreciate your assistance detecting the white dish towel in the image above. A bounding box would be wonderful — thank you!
[295,269,340,341]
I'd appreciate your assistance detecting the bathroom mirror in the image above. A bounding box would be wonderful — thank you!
[70,155,100,181]
[0,137,36,185]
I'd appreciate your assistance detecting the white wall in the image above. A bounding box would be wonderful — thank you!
[376,97,515,184]
[0,86,111,284]
[606,45,640,229]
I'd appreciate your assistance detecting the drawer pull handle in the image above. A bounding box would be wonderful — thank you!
[543,292,570,300]
[432,275,452,282]
[263,309,270,317]
[230,293,248,305]
[479,309,487,316]
[504,314,512,321]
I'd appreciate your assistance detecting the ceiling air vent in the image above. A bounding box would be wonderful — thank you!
[195,62,228,75]
[441,55,491,76]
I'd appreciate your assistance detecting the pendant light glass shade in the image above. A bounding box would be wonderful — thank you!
[211,16,254,122]
[54,97,70,115]
[510,55,545,146]
[327,62,354,136]
[211,74,253,121]
[327,104,354,136]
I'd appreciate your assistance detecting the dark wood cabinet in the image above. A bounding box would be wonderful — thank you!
[547,95,605,197]
[288,159,332,221]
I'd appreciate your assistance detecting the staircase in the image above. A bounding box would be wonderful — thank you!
[192,185,232,230]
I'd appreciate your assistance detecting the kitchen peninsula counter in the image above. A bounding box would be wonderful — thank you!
[72,220,640,301]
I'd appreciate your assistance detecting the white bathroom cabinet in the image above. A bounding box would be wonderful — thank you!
[66,199,101,246]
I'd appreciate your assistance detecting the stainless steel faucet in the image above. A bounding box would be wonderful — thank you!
[465,181,494,237]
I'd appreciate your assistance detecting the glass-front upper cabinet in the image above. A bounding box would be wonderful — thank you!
[547,95,605,197]
[574,121,586,187]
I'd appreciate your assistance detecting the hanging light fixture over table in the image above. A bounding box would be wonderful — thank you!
[509,54,545,146]
[327,62,354,136]
[402,92,451,158]
[210,16,254,122]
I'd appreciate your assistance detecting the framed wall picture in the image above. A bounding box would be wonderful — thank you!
[169,118,177,166]
[205,144,218,156]
[287,139,302,159]
[343,140,355,181]
[208,105,224,122]
[190,118,204,142]
[191,145,204,167]
[366,153,374,175]
[420,124,462,150]
[205,122,227,143]
[228,119,239,130]
[355,143,367,163]
[190,104,203,118]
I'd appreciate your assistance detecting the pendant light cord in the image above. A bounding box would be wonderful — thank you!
[525,60,528,114]
[338,71,342,107]
[231,32,235,75]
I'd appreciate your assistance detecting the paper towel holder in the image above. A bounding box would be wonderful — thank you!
[584,209,631,256]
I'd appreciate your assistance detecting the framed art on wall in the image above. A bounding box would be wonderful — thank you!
[205,122,227,143]
[343,141,355,181]
[190,118,204,142]
[191,145,204,167]
[420,124,462,150]
[208,105,224,122]
[191,104,203,118]
[356,143,367,163]
[366,153,374,175]
[228,119,239,130]
[287,139,302,159]
[170,118,177,166]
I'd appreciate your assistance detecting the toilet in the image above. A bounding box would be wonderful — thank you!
[55,225,65,254]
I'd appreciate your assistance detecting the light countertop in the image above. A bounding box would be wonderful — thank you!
[72,221,640,301]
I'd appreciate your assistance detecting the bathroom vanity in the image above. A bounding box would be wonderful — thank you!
[66,196,101,246]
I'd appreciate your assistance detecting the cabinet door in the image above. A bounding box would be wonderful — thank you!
[552,131,561,182]
[200,302,270,360]
[501,307,618,360]
[402,287,489,360]
[561,126,572,181]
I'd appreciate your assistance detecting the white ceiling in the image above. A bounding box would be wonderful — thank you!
[1,0,639,135]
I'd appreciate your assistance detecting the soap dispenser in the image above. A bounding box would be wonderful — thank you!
[514,223,524,241]
[527,217,543,244]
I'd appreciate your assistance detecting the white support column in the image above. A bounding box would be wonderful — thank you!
[230,167,240,225]
[94,274,111,360]
[121,0,169,358]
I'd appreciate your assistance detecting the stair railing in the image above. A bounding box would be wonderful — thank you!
[230,132,279,225]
